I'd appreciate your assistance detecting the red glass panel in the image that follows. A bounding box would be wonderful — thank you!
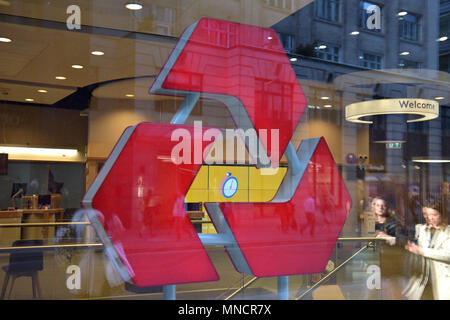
[90,123,219,286]
[156,18,307,163]
[215,138,352,277]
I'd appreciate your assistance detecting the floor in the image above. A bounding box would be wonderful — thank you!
[0,240,410,300]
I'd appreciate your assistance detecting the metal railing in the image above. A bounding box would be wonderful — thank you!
[211,237,380,300]
[0,218,381,300]
[295,241,375,300]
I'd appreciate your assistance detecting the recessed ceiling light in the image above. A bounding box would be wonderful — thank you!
[72,64,84,69]
[25,98,34,102]
[37,89,48,93]
[437,36,448,42]
[91,51,105,56]
[318,45,327,50]
[125,94,135,97]
[0,37,12,43]
[290,57,298,62]
[350,31,360,35]
[400,51,410,56]
[320,96,331,100]
[125,3,142,10]
[435,97,445,100]
[55,76,66,80]
[323,105,332,108]
[397,11,408,17]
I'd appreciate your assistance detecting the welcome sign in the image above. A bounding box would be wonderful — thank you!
[345,98,439,124]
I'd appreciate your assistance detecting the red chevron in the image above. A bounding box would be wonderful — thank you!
[212,138,352,277]
[154,18,307,165]
[89,123,219,286]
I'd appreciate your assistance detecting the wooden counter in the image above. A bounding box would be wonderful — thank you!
[0,209,64,241]
[0,210,22,246]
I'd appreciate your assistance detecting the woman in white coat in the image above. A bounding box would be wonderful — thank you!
[403,200,450,300]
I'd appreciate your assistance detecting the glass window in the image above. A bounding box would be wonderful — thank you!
[314,0,341,22]
[399,12,420,41]
[315,44,340,62]
[399,59,421,69]
[278,33,295,52]
[265,0,295,10]
[0,0,448,304]
[359,51,383,69]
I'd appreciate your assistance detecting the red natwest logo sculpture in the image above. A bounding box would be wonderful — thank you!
[82,18,352,287]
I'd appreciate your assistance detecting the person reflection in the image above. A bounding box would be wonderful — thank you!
[303,196,316,237]
[372,196,396,245]
[278,202,297,233]
[172,195,189,240]
[403,200,450,300]
[371,196,405,299]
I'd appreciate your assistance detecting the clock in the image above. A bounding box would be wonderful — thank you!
[220,172,238,198]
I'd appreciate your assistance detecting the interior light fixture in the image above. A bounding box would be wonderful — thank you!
[437,36,448,42]
[72,64,84,69]
[350,31,360,35]
[397,11,408,16]
[290,57,298,62]
[323,105,332,108]
[0,146,78,157]
[412,158,450,164]
[125,94,135,97]
[37,89,48,93]
[435,97,445,100]
[318,45,327,50]
[345,99,439,124]
[91,51,105,56]
[55,76,66,80]
[400,51,410,56]
[25,98,34,102]
[0,37,12,42]
[125,3,143,10]
[320,96,331,100]
[267,36,273,40]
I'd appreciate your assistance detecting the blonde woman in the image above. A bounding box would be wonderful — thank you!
[403,200,450,300]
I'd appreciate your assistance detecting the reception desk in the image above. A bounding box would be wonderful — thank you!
[0,209,64,243]
[0,211,22,246]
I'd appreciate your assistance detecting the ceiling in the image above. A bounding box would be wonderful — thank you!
[0,0,313,109]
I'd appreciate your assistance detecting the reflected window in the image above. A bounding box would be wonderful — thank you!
[399,59,421,69]
[399,12,420,41]
[315,44,340,62]
[314,0,341,22]
[264,0,295,10]
[278,33,295,52]
[359,51,383,69]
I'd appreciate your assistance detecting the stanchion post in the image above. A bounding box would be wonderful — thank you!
[278,276,289,300]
